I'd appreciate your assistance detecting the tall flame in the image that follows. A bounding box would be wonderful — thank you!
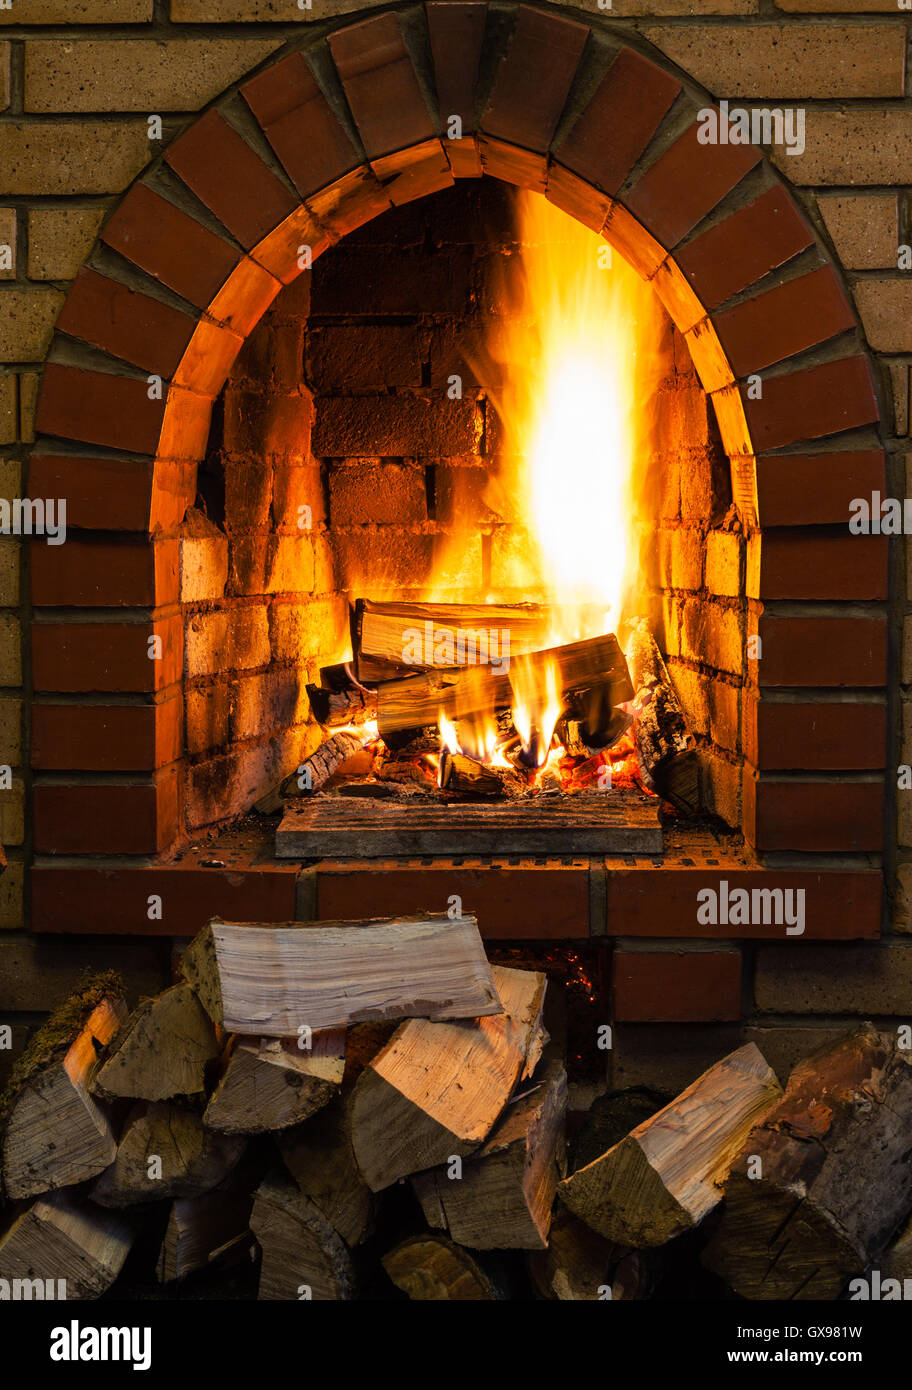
[473,188,663,641]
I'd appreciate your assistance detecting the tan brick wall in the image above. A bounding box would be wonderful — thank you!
[0,0,906,1046]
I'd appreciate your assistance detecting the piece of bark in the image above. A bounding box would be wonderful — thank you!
[626,619,699,813]
[559,1043,782,1247]
[182,912,500,1036]
[413,1061,567,1250]
[351,965,547,1191]
[278,1093,375,1246]
[703,1024,912,1300]
[0,1189,133,1300]
[1,973,127,1200]
[251,1169,355,1301]
[527,1204,626,1301]
[91,1101,245,1207]
[204,1030,345,1134]
[377,632,634,742]
[382,1235,502,1301]
[91,983,219,1103]
[156,1190,254,1283]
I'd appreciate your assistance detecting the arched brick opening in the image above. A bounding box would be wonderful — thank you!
[28,3,888,929]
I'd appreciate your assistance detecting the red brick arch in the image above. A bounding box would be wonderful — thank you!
[29,2,888,874]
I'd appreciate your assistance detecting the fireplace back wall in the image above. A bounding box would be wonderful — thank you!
[186,177,745,837]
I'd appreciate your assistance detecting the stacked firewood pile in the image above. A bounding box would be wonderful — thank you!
[258,600,699,814]
[2,913,911,1301]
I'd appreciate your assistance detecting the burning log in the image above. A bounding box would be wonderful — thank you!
[380,723,439,757]
[1,974,126,1199]
[90,982,220,1103]
[354,598,550,680]
[157,1191,254,1284]
[382,1235,504,1300]
[91,1101,246,1207]
[0,1189,134,1300]
[558,1044,782,1247]
[703,1024,912,1300]
[181,913,500,1036]
[376,631,633,744]
[278,1093,376,1247]
[306,680,376,729]
[351,965,547,1191]
[412,1060,568,1250]
[254,727,377,814]
[626,619,699,813]
[281,728,376,796]
[203,1030,346,1135]
[558,707,632,759]
[438,747,510,798]
[251,1169,356,1301]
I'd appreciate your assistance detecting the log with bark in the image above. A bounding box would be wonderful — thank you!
[156,1190,254,1284]
[282,729,376,795]
[626,619,699,814]
[354,599,550,681]
[251,1169,356,1301]
[413,1060,567,1250]
[559,1043,782,1246]
[306,666,377,728]
[91,1101,246,1207]
[203,1030,345,1134]
[182,912,500,1036]
[0,1189,134,1300]
[90,982,219,1103]
[703,1024,912,1300]
[382,1235,504,1301]
[278,1092,376,1247]
[1,973,127,1200]
[376,632,634,744]
[351,964,547,1191]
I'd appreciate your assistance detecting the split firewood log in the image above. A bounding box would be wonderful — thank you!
[382,1235,504,1300]
[438,748,511,798]
[91,1101,246,1207]
[278,1092,376,1247]
[413,1061,567,1250]
[182,912,500,1036]
[0,1189,133,1300]
[558,1044,782,1246]
[204,1030,345,1134]
[526,1204,628,1301]
[703,1024,912,1300]
[156,1190,254,1284]
[250,1169,356,1300]
[90,983,219,1103]
[377,632,634,743]
[626,618,699,813]
[1,972,127,1199]
[351,965,547,1191]
[354,598,550,680]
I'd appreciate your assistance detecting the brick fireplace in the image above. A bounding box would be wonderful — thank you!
[2,0,901,1097]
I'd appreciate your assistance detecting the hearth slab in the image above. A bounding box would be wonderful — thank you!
[275,790,663,859]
